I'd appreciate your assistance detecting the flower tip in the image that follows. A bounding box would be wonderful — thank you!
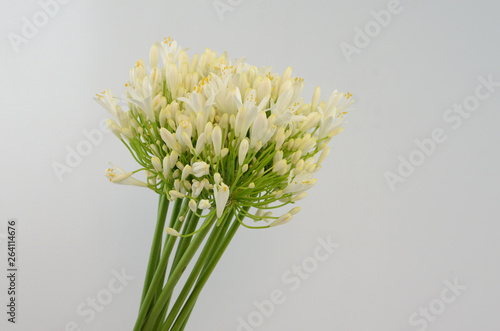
[166,227,180,237]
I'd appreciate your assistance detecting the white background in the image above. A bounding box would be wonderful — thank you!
[1,0,500,330]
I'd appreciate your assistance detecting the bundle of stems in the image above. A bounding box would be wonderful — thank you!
[134,195,248,331]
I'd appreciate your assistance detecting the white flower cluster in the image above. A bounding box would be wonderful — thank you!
[96,37,353,227]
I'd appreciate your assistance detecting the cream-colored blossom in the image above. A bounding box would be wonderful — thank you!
[97,37,352,228]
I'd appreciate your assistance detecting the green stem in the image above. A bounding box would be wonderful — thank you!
[154,200,190,306]
[140,195,169,304]
[160,210,234,330]
[167,199,184,230]
[133,200,187,331]
[178,306,194,331]
[170,208,246,330]
[152,210,201,330]
[171,210,201,273]
[141,214,217,330]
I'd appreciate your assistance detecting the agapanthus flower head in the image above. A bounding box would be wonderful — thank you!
[96,37,353,228]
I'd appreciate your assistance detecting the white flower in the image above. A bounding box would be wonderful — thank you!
[191,180,204,198]
[105,165,147,187]
[317,90,353,139]
[283,171,317,194]
[160,128,182,153]
[97,38,353,229]
[213,182,230,218]
[192,161,210,177]
[199,199,211,209]
[126,79,155,121]
[95,89,119,117]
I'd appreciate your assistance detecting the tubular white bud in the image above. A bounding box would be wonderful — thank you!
[195,132,207,155]
[181,131,194,150]
[239,138,249,166]
[317,147,330,165]
[160,128,182,152]
[149,44,159,68]
[273,150,283,164]
[220,113,229,132]
[189,199,197,212]
[275,132,285,150]
[214,182,230,218]
[181,165,192,181]
[273,159,287,173]
[214,173,221,185]
[305,163,316,172]
[122,128,134,139]
[291,151,302,164]
[166,227,180,237]
[212,125,222,156]
[170,151,179,165]
[169,190,185,200]
[301,112,321,131]
[107,119,122,139]
[270,213,293,227]
[254,141,263,152]
[151,157,162,173]
[257,77,272,102]
[311,86,321,111]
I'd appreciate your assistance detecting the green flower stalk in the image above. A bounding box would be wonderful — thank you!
[96,37,353,330]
